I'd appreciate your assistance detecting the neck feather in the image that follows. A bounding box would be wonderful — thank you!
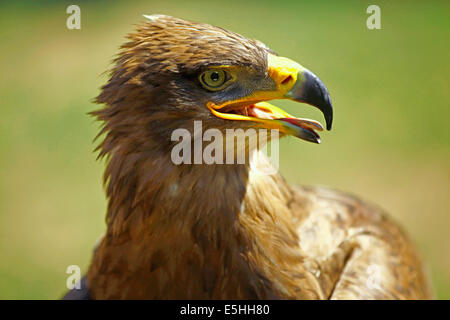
[88,147,311,299]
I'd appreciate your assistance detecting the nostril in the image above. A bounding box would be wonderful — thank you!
[281,75,293,85]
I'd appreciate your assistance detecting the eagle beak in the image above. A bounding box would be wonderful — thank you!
[207,54,333,143]
[284,68,333,131]
[267,54,333,131]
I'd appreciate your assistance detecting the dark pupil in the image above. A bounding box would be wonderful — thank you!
[210,71,220,82]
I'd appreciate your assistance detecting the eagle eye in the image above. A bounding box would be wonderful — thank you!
[199,69,232,91]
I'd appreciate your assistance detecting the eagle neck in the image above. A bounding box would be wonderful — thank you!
[88,150,305,298]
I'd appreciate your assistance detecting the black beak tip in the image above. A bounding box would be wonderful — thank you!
[324,95,333,131]
[287,69,334,132]
[301,70,334,132]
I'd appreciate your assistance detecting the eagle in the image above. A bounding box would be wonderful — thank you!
[64,15,432,299]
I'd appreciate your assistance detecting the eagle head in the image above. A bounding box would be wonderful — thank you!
[93,15,333,159]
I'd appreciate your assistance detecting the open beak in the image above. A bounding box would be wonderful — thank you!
[207,54,333,144]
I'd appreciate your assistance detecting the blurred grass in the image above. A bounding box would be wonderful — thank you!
[0,0,448,299]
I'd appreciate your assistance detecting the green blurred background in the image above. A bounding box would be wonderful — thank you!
[0,0,448,299]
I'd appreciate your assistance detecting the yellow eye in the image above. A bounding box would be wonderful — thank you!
[199,69,230,91]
